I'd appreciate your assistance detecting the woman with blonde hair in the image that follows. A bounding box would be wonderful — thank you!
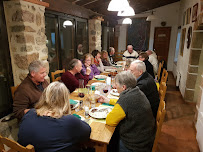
[81,53,100,79]
[18,81,91,152]
[101,50,113,66]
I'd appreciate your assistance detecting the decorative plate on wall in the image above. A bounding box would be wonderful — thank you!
[187,26,192,49]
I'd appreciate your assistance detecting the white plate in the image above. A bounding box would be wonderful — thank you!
[91,82,105,87]
[94,75,108,79]
[110,89,120,96]
[89,107,112,119]
[70,100,80,110]
[116,61,125,64]
[105,69,116,72]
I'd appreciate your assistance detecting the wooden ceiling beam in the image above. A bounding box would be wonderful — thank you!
[82,0,99,6]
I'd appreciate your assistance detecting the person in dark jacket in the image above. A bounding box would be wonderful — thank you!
[18,81,91,152]
[138,52,155,78]
[13,60,49,120]
[129,60,160,118]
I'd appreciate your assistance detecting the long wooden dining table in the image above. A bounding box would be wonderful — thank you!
[70,77,116,152]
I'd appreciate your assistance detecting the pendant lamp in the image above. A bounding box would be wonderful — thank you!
[122,18,132,24]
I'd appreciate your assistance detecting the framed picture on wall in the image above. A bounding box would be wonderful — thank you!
[186,8,191,24]
[180,28,186,56]
[192,3,198,22]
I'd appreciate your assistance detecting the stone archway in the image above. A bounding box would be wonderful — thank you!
[184,4,203,103]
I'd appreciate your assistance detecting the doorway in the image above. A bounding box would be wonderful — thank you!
[0,2,13,118]
[153,27,171,62]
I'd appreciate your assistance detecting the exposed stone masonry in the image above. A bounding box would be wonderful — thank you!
[88,19,101,52]
[3,0,49,85]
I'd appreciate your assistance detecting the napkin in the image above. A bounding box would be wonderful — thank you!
[72,114,81,119]
[70,99,78,105]
[102,103,114,107]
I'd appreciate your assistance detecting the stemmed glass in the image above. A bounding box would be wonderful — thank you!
[78,79,85,98]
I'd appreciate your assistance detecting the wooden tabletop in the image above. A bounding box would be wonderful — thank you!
[70,77,115,145]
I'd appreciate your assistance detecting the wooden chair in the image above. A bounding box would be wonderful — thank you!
[156,61,164,82]
[152,100,166,152]
[114,52,124,61]
[160,69,168,85]
[0,135,35,152]
[159,82,167,101]
[51,69,65,82]
[10,85,19,100]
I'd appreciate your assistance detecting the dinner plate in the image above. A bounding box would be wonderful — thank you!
[116,61,125,65]
[105,68,116,72]
[70,100,80,110]
[89,107,113,119]
[94,75,108,79]
[91,82,105,87]
[110,89,120,97]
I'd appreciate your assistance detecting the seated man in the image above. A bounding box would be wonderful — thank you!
[122,45,138,61]
[99,60,160,119]
[138,52,155,78]
[103,71,156,152]
[61,59,91,93]
[129,60,160,118]
[146,50,158,75]
[13,60,49,120]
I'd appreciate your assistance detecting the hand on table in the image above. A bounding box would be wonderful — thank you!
[98,95,110,103]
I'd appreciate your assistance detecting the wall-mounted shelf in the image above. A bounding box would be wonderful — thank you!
[23,0,49,7]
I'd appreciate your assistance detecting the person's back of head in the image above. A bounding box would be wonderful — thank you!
[138,52,149,61]
[115,71,137,90]
[68,59,79,70]
[35,81,71,118]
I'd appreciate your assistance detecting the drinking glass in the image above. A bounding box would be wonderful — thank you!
[78,79,85,98]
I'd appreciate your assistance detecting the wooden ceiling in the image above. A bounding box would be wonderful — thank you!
[65,0,180,19]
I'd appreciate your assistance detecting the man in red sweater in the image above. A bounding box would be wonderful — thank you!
[61,59,91,93]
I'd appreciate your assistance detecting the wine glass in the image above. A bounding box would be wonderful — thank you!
[78,79,85,98]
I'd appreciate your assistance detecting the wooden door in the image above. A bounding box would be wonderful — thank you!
[153,27,171,62]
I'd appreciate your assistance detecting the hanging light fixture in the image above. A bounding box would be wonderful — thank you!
[117,5,135,16]
[107,0,129,11]
[122,18,132,24]
[63,20,73,27]
[146,11,158,21]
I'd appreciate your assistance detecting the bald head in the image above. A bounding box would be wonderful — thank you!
[127,45,133,54]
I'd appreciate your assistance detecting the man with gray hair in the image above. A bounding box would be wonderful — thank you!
[122,45,138,61]
[13,60,49,120]
[105,71,155,152]
[129,60,160,118]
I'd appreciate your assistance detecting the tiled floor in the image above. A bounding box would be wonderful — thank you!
[157,72,200,152]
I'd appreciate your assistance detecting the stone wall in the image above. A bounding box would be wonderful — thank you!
[3,0,49,86]
[88,19,101,52]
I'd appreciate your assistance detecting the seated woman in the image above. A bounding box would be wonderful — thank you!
[61,59,91,93]
[99,71,156,152]
[81,53,100,80]
[101,50,113,66]
[91,50,104,72]
[108,47,115,65]
[138,52,155,78]
[18,81,91,152]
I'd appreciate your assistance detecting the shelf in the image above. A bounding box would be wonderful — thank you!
[23,0,49,7]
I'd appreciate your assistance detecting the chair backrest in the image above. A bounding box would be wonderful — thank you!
[159,82,167,101]
[160,69,168,84]
[51,69,65,82]
[114,51,124,61]
[10,85,19,100]
[152,100,166,152]
[0,135,35,152]
[157,61,164,81]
